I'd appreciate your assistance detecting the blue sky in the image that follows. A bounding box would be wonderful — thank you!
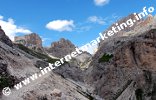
[0,0,156,48]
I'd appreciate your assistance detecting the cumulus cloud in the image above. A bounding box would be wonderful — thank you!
[94,0,110,6]
[0,15,32,41]
[46,20,75,32]
[88,16,106,25]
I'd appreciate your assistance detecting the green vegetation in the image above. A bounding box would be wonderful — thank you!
[135,89,143,100]
[16,44,58,63]
[0,76,14,89]
[99,53,113,63]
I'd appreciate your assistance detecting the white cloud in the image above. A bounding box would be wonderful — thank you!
[88,16,106,25]
[46,20,75,32]
[0,15,32,41]
[87,14,120,25]
[86,45,98,54]
[0,15,4,19]
[94,0,110,6]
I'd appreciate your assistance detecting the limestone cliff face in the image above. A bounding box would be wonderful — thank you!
[14,33,45,54]
[14,33,42,48]
[85,28,156,99]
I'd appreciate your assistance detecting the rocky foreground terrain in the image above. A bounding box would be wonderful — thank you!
[0,14,156,100]
[0,26,93,100]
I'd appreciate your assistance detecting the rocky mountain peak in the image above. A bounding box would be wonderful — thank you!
[46,38,75,58]
[51,38,75,49]
[14,33,42,48]
[14,33,45,53]
[111,13,141,33]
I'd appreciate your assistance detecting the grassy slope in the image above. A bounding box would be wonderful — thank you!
[15,44,58,63]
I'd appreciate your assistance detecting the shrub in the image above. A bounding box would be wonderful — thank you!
[0,76,14,89]
[99,53,113,63]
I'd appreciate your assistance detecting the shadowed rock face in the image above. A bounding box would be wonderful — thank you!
[54,63,85,82]
[0,27,19,93]
[85,29,156,100]
[46,38,92,82]
[0,26,13,47]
